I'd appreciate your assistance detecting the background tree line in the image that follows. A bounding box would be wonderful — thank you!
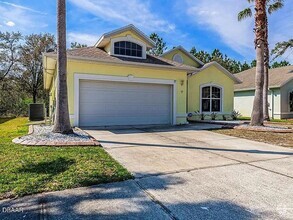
[149,33,291,73]
[0,32,56,117]
[190,47,290,73]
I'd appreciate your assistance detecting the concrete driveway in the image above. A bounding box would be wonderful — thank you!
[1,124,293,219]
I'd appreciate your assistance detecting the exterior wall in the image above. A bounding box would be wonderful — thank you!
[234,90,254,117]
[111,30,147,44]
[188,65,235,119]
[271,89,282,119]
[66,59,188,125]
[280,80,293,119]
[104,43,111,53]
[162,50,201,68]
[49,70,57,117]
[234,88,282,119]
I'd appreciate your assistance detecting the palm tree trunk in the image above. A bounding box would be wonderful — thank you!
[251,0,266,126]
[53,0,73,134]
[263,15,270,121]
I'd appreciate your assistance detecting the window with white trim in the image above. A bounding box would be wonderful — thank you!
[289,91,293,112]
[173,54,183,64]
[201,86,222,112]
[114,41,142,58]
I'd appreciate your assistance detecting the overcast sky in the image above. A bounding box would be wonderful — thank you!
[0,0,292,63]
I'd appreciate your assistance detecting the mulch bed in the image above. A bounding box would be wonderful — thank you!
[12,125,100,146]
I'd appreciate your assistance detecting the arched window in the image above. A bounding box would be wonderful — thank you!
[289,91,293,112]
[201,85,222,112]
[114,41,142,58]
[173,54,183,64]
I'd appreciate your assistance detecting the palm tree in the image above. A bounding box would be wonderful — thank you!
[250,0,266,126]
[238,0,284,122]
[272,39,293,59]
[53,0,73,134]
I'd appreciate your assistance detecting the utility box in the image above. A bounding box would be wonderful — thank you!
[29,103,45,121]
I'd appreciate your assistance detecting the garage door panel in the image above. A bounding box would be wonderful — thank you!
[80,116,170,127]
[80,104,170,116]
[79,80,172,126]
[80,90,170,103]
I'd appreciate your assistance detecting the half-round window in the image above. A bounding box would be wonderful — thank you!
[114,41,142,58]
[173,54,183,64]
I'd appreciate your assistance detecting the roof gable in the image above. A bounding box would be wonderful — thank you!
[95,24,155,49]
[161,46,204,67]
[189,61,241,84]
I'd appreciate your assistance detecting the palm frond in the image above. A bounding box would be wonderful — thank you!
[238,8,252,21]
[268,1,284,14]
[271,39,293,60]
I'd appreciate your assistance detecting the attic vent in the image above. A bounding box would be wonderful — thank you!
[173,54,183,64]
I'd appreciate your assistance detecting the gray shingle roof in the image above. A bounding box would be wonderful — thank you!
[234,66,293,91]
[46,47,198,71]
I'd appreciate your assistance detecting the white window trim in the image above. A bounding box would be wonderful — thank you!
[199,83,224,113]
[110,35,147,59]
[73,73,177,127]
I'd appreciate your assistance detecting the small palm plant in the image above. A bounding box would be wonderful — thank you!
[231,110,241,121]
[211,112,217,120]
[194,110,206,120]
[222,115,227,121]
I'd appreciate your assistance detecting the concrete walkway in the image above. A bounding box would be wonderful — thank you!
[1,124,293,219]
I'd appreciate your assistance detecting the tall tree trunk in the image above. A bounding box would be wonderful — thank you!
[53,0,73,134]
[263,15,270,121]
[251,0,266,126]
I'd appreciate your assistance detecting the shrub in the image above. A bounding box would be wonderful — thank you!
[211,112,217,120]
[194,110,206,120]
[222,115,227,121]
[231,110,241,120]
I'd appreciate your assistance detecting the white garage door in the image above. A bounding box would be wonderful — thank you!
[79,80,172,126]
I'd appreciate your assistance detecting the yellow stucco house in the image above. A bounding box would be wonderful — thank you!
[43,24,241,127]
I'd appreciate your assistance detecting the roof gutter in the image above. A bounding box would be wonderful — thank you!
[234,86,281,92]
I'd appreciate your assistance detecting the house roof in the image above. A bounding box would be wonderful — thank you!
[95,24,156,49]
[189,61,242,84]
[161,46,204,66]
[44,47,199,72]
[234,66,293,91]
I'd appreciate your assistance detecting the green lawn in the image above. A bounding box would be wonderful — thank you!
[0,118,132,199]
[237,116,251,121]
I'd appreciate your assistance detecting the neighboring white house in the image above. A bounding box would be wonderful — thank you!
[234,66,293,119]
